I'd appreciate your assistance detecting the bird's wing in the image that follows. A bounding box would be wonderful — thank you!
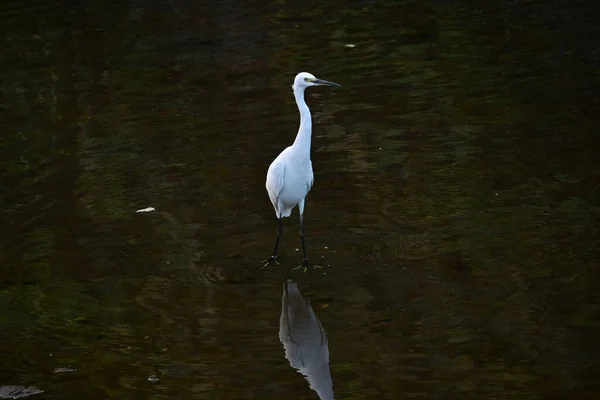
[266,157,286,208]
[307,160,314,192]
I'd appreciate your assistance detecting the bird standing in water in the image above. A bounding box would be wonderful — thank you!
[262,72,340,269]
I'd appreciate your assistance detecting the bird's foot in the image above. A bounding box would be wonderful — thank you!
[261,256,280,269]
[292,259,323,273]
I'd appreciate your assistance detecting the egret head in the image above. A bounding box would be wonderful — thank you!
[293,72,340,90]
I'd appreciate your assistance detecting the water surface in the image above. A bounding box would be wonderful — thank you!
[1,0,599,398]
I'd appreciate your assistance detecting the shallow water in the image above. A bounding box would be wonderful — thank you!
[1,0,599,398]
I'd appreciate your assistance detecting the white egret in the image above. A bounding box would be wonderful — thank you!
[262,72,340,269]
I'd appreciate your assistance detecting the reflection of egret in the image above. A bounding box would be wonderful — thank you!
[262,72,340,269]
[279,278,335,400]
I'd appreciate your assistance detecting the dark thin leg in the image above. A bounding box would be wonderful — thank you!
[292,212,322,272]
[300,214,308,265]
[262,218,283,268]
[273,217,283,257]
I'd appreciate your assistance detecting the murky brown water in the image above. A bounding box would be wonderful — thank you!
[2,0,599,398]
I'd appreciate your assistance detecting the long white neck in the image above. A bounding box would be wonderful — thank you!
[291,85,312,158]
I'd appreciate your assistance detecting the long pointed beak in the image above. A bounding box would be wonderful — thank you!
[313,78,340,87]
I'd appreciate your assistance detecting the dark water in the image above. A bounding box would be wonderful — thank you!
[1,0,599,398]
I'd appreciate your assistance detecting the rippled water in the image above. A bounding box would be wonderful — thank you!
[1,0,599,398]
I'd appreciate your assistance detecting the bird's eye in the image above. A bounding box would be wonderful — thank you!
[304,77,310,82]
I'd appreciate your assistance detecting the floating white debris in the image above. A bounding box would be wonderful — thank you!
[147,375,159,384]
[136,207,156,213]
[53,367,76,373]
[345,43,356,48]
[0,386,44,399]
